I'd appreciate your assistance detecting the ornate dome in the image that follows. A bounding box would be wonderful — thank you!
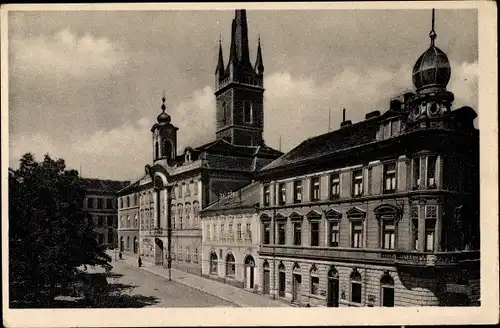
[412,45,451,91]
[412,10,451,92]
[157,96,171,123]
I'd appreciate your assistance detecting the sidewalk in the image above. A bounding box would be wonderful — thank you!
[117,253,290,307]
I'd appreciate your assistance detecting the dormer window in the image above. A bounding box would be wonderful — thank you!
[243,101,253,123]
[382,119,401,139]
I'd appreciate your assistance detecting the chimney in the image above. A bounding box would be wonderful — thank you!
[340,108,351,127]
[390,99,402,111]
[342,108,346,122]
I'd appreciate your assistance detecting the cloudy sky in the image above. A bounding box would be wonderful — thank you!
[7,6,478,182]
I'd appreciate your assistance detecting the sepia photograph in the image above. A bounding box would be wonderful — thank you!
[1,1,498,327]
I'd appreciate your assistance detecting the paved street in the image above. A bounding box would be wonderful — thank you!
[106,260,237,308]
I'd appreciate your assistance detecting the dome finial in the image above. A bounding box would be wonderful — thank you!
[161,90,166,111]
[429,8,437,46]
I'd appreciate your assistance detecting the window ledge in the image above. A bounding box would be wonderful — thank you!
[340,299,363,307]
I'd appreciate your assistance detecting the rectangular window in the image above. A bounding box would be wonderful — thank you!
[243,101,253,123]
[413,157,421,189]
[263,223,270,244]
[97,216,104,227]
[330,173,340,199]
[351,221,363,248]
[352,169,363,197]
[382,220,395,249]
[278,222,286,245]
[185,183,191,196]
[237,223,242,241]
[87,198,93,209]
[193,181,198,195]
[220,224,225,242]
[279,183,286,205]
[264,185,270,206]
[330,221,339,247]
[97,198,103,209]
[412,219,419,250]
[106,199,113,209]
[310,222,319,246]
[427,155,437,188]
[311,276,319,295]
[311,177,320,201]
[425,219,436,252]
[228,224,233,242]
[194,247,198,263]
[383,163,397,193]
[351,281,362,303]
[179,186,183,198]
[293,222,302,246]
[206,224,211,241]
[294,180,302,203]
[246,223,252,241]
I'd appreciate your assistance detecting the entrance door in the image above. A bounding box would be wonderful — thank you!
[133,237,138,254]
[293,274,302,302]
[120,237,124,252]
[279,272,286,297]
[155,238,164,266]
[244,256,255,289]
[327,277,339,307]
[263,269,270,294]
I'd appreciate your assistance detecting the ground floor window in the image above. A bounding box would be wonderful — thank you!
[310,265,319,294]
[210,252,218,274]
[193,247,198,263]
[380,274,395,307]
[350,270,362,303]
[226,253,236,278]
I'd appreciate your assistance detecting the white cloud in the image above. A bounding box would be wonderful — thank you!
[11,28,129,79]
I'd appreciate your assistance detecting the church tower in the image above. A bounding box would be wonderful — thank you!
[151,93,178,166]
[214,9,265,146]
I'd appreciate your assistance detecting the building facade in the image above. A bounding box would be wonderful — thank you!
[81,178,130,249]
[117,9,282,273]
[254,13,480,307]
[200,183,261,291]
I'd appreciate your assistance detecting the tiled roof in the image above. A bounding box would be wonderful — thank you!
[260,115,382,172]
[81,178,130,193]
[116,179,142,195]
[201,182,260,213]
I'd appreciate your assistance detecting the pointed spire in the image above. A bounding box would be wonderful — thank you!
[255,35,264,74]
[228,9,252,69]
[429,8,437,46]
[215,37,225,75]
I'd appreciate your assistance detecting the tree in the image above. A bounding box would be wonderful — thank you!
[9,153,112,306]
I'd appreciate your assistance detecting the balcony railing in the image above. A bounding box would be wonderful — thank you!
[149,227,165,236]
[258,245,480,267]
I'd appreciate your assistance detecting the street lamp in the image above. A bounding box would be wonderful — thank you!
[167,185,172,281]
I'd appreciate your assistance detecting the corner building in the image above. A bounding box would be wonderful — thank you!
[255,13,479,307]
[117,9,281,274]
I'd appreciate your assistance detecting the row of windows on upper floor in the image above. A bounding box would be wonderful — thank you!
[92,215,117,228]
[205,222,253,244]
[119,204,202,231]
[263,155,439,207]
[118,181,200,209]
[86,197,116,210]
[260,204,439,252]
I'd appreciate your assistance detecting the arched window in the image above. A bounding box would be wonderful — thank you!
[193,202,200,228]
[155,141,159,159]
[120,198,123,209]
[350,270,362,304]
[380,274,395,307]
[134,194,138,206]
[127,216,130,228]
[226,253,236,278]
[126,236,130,250]
[126,196,130,208]
[210,252,218,274]
[163,139,172,158]
[185,203,191,228]
[134,214,138,228]
[120,216,124,229]
[179,204,184,230]
[243,101,253,123]
[310,265,319,295]
[278,262,286,297]
[222,101,227,125]
[263,261,270,294]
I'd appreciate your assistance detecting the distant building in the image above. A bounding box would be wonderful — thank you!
[81,178,130,248]
[254,11,479,307]
[200,182,261,291]
[116,9,282,273]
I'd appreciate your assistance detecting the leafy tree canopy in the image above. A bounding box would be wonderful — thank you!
[9,153,112,306]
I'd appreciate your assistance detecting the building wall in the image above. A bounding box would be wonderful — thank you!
[201,212,260,290]
[117,192,140,254]
[85,193,119,247]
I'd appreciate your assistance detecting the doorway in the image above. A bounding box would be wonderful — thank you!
[119,236,124,252]
[155,238,164,266]
[293,274,302,303]
[133,237,138,254]
[327,268,339,307]
[244,255,255,289]
[278,263,286,297]
[263,261,270,294]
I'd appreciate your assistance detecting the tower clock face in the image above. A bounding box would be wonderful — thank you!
[428,102,440,116]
